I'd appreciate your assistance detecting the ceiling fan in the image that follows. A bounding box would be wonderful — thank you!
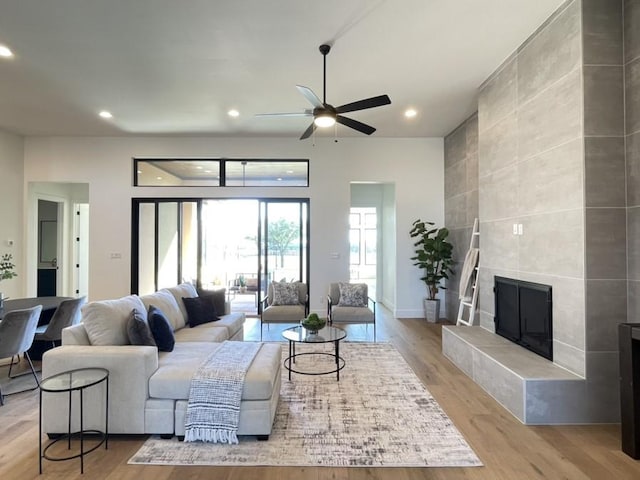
[256,44,391,140]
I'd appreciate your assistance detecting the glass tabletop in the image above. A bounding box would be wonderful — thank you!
[282,325,347,343]
[40,367,109,392]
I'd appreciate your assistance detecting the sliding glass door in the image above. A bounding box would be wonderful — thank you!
[259,200,308,291]
[132,198,309,316]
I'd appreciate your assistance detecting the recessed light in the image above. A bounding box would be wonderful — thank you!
[204,170,212,173]
[228,109,240,117]
[196,166,203,170]
[277,177,283,181]
[286,170,294,174]
[404,109,417,118]
[156,176,163,180]
[0,45,14,58]
[99,110,113,119]
[137,170,142,174]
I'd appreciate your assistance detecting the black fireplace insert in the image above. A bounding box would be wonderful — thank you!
[494,276,553,360]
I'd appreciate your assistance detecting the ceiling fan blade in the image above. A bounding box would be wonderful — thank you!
[336,115,376,135]
[296,85,324,108]
[299,122,316,140]
[255,110,312,117]
[335,94,391,114]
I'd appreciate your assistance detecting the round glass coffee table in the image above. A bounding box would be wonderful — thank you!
[282,325,347,381]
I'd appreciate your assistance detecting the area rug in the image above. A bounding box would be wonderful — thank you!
[129,342,482,467]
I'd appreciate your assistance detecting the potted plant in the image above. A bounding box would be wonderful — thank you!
[409,220,454,322]
[237,275,247,293]
[0,253,18,310]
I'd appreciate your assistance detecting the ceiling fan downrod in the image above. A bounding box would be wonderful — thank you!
[319,44,331,105]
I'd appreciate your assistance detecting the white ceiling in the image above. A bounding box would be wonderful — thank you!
[0,0,566,139]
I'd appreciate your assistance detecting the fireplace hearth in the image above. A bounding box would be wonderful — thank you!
[494,276,553,361]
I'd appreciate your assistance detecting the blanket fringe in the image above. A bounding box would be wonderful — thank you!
[184,427,239,444]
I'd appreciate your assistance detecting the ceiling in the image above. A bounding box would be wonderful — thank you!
[0,0,566,139]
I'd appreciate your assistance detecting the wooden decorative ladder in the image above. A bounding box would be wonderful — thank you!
[456,218,479,326]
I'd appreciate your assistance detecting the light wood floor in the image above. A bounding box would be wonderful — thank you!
[1,309,639,479]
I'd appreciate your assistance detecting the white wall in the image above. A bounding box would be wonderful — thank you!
[23,136,443,315]
[0,130,24,300]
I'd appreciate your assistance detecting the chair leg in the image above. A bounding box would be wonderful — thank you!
[24,352,40,387]
[0,385,4,406]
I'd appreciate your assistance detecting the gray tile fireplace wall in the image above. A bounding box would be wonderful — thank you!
[444,113,478,323]
[444,0,633,423]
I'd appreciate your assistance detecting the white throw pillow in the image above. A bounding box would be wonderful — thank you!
[82,295,147,346]
[139,289,185,331]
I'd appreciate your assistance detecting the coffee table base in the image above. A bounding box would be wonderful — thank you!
[284,351,346,381]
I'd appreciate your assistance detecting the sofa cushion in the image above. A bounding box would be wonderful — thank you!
[148,306,175,352]
[207,312,245,338]
[182,296,219,327]
[165,283,198,326]
[140,290,185,331]
[127,308,156,346]
[82,295,146,346]
[172,323,227,342]
[149,342,280,401]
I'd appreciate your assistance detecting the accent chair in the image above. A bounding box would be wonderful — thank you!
[327,282,376,341]
[260,281,308,340]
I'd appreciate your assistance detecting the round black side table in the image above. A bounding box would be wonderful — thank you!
[39,367,109,474]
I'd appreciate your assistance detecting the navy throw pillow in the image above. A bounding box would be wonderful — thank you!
[148,305,175,352]
[183,296,220,328]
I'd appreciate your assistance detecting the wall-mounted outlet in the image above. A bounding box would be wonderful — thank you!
[512,224,518,235]
[518,224,523,235]
[6,239,14,247]
[110,252,122,259]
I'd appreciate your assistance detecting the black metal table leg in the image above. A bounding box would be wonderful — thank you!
[335,340,340,381]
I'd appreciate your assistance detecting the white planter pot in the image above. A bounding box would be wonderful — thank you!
[423,299,440,323]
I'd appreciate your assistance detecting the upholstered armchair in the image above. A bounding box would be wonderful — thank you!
[260,282,308,340]
[327,282,376,341]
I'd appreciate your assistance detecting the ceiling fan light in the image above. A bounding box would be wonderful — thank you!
[314,114,336,128]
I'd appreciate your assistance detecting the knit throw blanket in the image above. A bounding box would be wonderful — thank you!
[184,341,262,444]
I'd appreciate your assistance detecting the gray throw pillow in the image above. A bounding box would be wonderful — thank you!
[337,282,367,307]
[197,288,226,317]
[272,282,300,305]
[127,308,156,346]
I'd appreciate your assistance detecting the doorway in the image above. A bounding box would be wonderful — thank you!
[349,207,377,299]
[37,200,61,296]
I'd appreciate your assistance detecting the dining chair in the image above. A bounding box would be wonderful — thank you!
[34,296,86,348]
[0,305,42,405]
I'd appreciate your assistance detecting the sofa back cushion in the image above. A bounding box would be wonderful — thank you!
[140,289,185,331]
[164,283,198,329]
[82,295,147,346]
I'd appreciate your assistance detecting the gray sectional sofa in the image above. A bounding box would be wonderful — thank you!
[41,283,282,439]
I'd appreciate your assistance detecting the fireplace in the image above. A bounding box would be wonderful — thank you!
[494,276,553,361]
